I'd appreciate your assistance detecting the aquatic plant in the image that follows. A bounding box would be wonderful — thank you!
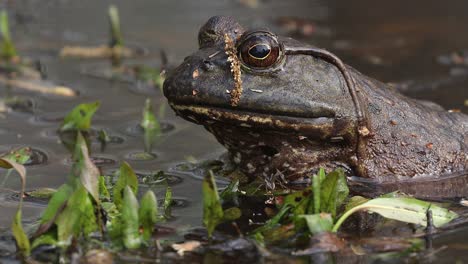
[203,168,458,244]
[140,98,161,153]
[0,10,17,61]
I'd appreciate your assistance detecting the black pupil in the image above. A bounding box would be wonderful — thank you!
[249,44,270,59]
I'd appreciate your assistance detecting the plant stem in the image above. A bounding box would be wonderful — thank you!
[332,205,364,232]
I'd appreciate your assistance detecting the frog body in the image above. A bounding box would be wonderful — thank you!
[164,16,467,197]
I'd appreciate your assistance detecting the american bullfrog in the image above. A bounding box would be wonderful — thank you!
[164,16,468,198]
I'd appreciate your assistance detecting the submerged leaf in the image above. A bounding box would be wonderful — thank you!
[202,171,224,238]
[121,186,141,249]
[139,190,158,242]
[113,161,138,208]
[333,197,458,232]
[59,101,100,132]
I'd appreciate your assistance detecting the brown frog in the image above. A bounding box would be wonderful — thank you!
[163,16,468,198]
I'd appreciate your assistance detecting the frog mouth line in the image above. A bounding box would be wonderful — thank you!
[170,103,354,138]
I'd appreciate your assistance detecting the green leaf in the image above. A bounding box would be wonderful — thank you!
[121,186,141,249]
[108,5,123,47]
[55,185,98,246]
[250,205,291,235]
[0,147,31,187]
[220,180,239,202]
[202,171,224,238]
[320,169,349,217]
[73,132,100,203]
[1,147,32,165]
[26,188,57,199]
[299,213,333,235]
[31,232,57,250]
[0,10,17,60]
[98,176,110,200]
[140,98,161,153]
[138,190,158,242]
[0,158,30,256]
[34,184,73,238]
[163,186,173,217]
[113,161,138,208]
[333,197,458,232]
[59,101,100,132]
[312,169,325,214]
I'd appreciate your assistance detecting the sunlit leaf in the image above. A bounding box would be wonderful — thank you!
[202,171,224,238]
[320,169,349,217]
[59,101,100,132]
[0,158,30,256]
[138,190,158,242]
[333,197,458,232]
[140,98,161,153]
[73,132,100,203]
[113,161,138,208]
[300,213,333,235]
[121,186,140,249]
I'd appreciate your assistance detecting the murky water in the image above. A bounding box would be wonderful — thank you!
[0,0,467,262]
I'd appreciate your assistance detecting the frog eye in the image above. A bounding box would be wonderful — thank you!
[238,31,283,70]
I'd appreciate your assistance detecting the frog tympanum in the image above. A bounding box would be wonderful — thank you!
[163,16,467,198]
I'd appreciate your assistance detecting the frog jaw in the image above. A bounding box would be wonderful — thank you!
[170,103,357,182]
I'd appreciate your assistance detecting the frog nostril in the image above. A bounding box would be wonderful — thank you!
[202,59,214,71]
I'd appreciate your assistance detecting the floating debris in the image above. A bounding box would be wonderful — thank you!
[0,76,76,97]
[59,45,134,59]
[171,241,201,256]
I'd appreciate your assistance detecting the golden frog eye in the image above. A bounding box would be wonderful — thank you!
[238,31,283,69]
